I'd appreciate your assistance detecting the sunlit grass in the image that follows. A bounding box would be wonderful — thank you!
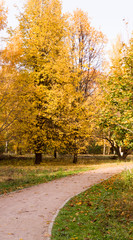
[0,155,132,195]
[51,169,133,240]
[0,165,94,195]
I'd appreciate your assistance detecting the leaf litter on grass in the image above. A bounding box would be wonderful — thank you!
[51,169,133,240]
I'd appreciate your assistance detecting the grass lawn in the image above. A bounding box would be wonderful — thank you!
[0,165,95,195]
[0,154,98,195]
[51,169,133,240]
[0,154,132,196]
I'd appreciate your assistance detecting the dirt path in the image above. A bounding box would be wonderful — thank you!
[0,163,133,240]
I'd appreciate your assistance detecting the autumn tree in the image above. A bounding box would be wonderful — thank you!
[0,1,106,163]
[17,0,79,164]
[59,9,106,162]
[68,9,106,97]
[0,0,7,31]
[0,27,30,153]
[0,0,8,149]
[98,35,133,160]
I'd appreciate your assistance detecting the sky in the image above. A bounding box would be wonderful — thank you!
[2,0,133,49]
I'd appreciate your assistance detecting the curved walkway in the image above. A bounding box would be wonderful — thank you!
[0,163,133,240]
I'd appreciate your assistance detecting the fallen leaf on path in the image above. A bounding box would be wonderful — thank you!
[44,233,51,237]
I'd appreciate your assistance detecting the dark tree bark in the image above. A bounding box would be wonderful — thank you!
[17,145,22,155]
[116,148,131,161]
[35,153,42,164]
[73,153,78,164]
[54,148,57,159]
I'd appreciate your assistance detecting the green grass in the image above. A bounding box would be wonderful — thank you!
[51,170,133,240]
[0,165,95,195]
[0,154,132,195]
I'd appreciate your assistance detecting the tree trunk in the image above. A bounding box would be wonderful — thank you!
[117,150,129,161]
[114,146,129,161]
[5,141,8,153]
[104,138,131,161]
[54,148,57,159]
[35,153,42,165]
[73,153,78,164]
[103,140,106,155]
[107,145,110,155]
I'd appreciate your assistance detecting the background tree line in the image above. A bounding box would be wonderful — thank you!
[0,0,132,163]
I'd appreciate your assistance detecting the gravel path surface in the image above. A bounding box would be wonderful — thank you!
[0,163,133,240]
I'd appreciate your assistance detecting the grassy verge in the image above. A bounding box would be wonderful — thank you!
[0,155,132,195]
[51,169,133,240]
[0,165,95,195]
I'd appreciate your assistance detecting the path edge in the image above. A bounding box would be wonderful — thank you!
[47,170,125,240]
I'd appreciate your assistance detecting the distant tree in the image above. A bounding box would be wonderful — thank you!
[69,9,106,98]
[61,9,106,162]
[0,0,7,30]
[0,26,30,152]
[98,35,133,160]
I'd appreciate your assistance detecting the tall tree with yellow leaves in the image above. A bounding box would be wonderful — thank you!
[69,9,106,98]
[0,0,8,149]
[18,0,78,163]
[59,9,106,162]
[0,2,23,152]
[0,26,30,153]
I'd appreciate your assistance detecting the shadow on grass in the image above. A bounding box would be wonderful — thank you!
[0,154,132,166]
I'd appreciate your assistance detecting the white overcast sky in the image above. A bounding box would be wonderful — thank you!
[3,0,133,47]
